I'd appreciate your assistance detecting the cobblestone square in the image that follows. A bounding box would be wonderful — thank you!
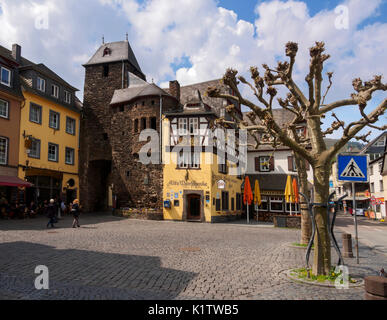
[0,214,384,300]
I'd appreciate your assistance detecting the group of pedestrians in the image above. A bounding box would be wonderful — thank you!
[46,198,81,229]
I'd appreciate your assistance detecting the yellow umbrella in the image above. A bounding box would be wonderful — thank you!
[254,179,262,206]
[284,175,293,203]
[285,175,295,215]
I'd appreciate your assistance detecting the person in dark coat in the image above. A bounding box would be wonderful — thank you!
[46,199,56,228]
[71,199,80,228]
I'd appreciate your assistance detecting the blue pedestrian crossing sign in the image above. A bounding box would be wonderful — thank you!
[337,154,368,182]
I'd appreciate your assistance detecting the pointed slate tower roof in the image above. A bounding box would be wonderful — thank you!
[83,40,144,77]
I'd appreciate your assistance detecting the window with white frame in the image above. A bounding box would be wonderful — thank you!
[381,180,384,192]
[260,156,270,172]
[178,150,189,168]
[258,196,268,211]
[270,197,284,212]
[189,118,199,135]
[370,182,375,193]
[0,99,9,118]
[375,137,385,146]
[286,202,300,213]
[370,165,374,176]
[30,103,42,124]
[178,118,188,135]
[28,139,40,159]
[65,147,75,165]
[37,77,46,92]
[0,66,11,86]
[49,110,60,130]
[66,117,76,135]
[48,143,58,162]
[379,161,383,173]
[51,84,59,98]
[0,137,8,165]
[178,150,200,169]
[64,90,72,104]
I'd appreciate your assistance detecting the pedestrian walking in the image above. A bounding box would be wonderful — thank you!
[46,199,57,228]
[71,199,80,228]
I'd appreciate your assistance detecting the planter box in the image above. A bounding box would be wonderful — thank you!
[273,215,301,229]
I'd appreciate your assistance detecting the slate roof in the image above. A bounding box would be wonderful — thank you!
[248,173,313,191]
[359,131,387,156]
[243,109,297,151]
[110,73,175,106]
[248,174,298,191]
[0,46,24,99]
[0,44,78,92]
[84,40,144,77]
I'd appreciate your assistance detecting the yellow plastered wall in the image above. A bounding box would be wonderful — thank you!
[210,156,243,218]
[162,118,243,222]
[18,91,80,194]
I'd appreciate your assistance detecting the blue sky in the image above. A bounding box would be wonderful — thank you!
[0,0,386,140]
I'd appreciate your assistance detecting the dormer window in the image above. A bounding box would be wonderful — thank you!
[51,84,59,98]
[64,90,72,104]
[37,77,46,92]
[103,47,111,57]
[0,66,11,87]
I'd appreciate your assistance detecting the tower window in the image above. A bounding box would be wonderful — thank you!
[119,105,124,112]
[103,133,108,140]
[142,101,145,106]
[141,117,147,130]
[151,100,155,105]
[150,117,157,130]
[103,65,109,77]
[134,119,138,132]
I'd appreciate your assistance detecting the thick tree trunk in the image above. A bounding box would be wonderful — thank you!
[312,166,331,275]
[294,154,312,245]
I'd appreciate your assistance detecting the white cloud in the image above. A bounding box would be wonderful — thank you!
[0,0,386,139]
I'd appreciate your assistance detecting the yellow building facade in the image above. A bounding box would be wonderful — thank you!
[18,87,80,204]
[162,110,243,223]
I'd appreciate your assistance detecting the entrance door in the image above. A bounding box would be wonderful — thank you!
[187,194,201,221]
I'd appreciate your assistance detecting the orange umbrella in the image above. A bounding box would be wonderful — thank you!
[292,178,299,204]
[244,176,253,205]
[243,176,253,224]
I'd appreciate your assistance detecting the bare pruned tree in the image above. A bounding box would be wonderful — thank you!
[206,41,387,275]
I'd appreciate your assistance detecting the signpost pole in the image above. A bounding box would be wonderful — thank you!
[247,203,249,224]
[352,182,359,264]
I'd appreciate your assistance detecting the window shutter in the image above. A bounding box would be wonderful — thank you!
[305,160,310,171]
[269,157,275,171]
[288,156,293,172]
[255,157,260,172]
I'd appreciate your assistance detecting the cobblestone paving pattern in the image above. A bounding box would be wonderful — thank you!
[0,214,385,300]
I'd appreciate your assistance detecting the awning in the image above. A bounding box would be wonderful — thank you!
[0,176,33,188]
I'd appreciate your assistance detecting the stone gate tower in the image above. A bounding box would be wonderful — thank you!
[80,39,179,212]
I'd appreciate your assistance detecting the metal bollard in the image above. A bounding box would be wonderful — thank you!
[342,233,354,258]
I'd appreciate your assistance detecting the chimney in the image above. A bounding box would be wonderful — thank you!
[12,44,21,63]
[169,80,180,102]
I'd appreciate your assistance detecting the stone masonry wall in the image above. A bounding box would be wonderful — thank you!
[110,96,179,209]
[80,61,145,212]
